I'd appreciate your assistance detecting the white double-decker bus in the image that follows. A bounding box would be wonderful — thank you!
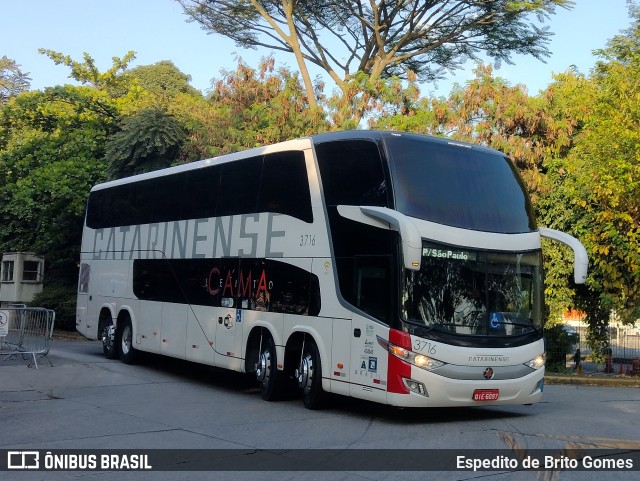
[76,131,587,409]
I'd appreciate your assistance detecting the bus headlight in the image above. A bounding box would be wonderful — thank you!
[377,336,444,371]
[525,354,546,370]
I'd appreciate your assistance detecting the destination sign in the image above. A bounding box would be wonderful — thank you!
[422,247,476,262]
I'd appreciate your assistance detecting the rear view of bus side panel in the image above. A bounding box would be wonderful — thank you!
[76,254,133,342]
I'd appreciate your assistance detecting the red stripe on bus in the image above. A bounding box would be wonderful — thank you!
[387,329,411,394]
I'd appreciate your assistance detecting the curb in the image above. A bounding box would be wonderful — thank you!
[545,374,640,388]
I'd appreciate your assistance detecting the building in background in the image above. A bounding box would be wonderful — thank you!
[0,252,44,306]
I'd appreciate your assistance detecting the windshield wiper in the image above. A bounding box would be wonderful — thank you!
[499,318,538,328]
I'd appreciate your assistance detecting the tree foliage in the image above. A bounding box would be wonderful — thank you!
[39,49,136,94]
[0,87,113,283]
[179,0,573,123]
[128,60,202,100]
[0,56,31,103]
[542,6,640,331]
[105,107,186,179]
[173,57,328,159]
[0,51,203,322]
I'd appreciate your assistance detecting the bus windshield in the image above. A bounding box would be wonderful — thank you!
[385,134,536,234]
[402,242,543,337]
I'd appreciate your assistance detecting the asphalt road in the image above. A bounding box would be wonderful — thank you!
[1,338,639,481]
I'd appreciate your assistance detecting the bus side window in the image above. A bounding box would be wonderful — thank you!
[147,174,187,224]
[183,165,220,220]
[315,140,389,208]
[216,156,262,217]
[355,258,390,322]
[259,151,313,223]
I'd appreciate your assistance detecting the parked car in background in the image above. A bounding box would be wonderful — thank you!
[561,325,578,336]
[560,325,580,348]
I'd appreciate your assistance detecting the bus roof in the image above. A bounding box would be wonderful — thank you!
[91,130,504,192]
[309,130,502,156]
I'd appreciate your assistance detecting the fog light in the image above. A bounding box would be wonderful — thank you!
[402,378,428,397]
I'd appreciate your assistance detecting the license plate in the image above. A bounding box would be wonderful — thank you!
[473,389,499,401]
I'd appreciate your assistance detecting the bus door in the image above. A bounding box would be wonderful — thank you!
[348,260,391,403]
[350,316,388,403]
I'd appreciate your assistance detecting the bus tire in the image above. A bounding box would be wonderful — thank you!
[257,336,285,401]
[99,311,117,359]
[297,338,326,410]
[118,315,137,364]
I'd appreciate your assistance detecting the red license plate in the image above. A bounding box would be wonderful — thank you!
[473,389,499,401]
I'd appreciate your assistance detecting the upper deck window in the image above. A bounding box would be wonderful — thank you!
[385,135,536,233]
[86,150,312,229]
[315,139,389,208]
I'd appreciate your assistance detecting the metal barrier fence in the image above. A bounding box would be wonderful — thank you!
[546,324,640,375]
[0,307,55,369]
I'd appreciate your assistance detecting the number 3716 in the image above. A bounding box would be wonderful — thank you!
[299,234,316,247]
[413,339,437,355]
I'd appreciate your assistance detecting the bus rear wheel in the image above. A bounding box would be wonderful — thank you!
[297,339,326,410]
[102,322,117,359]
[99,312,117,359]
[256,336,285,401]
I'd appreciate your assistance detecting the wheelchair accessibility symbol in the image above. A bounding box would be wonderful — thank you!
[490,313,502,329]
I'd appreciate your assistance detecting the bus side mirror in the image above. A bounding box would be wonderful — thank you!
[336,205,422,271]
[539,227,588,284]
[359,206,422,271]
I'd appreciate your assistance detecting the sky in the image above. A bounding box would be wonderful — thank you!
[1,0,635,98]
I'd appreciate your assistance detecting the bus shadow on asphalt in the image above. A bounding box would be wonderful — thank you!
[112,349,532,424]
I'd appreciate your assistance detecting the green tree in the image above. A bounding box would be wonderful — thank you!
[179,0,573,123]
[532,69,597,323]
[548,8,640,322]
[105,107,186,179]
[0,56,31,103]
[326,69,421,129]
[128,60,202,100]
[173,57,328,159]
[527,3,640,361]
[39,49,135,94]
[0,87,113,284]
[0,51,207,326]
[0,52,166,326]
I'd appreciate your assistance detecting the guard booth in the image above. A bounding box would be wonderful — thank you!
[0,252,44,307]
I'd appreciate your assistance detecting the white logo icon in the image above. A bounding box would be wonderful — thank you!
[8,451,40,469]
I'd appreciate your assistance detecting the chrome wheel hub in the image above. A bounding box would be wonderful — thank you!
[121,325,131,355]
[296,354,313,392]
[102,325,115,350]
[256,350,271,383]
